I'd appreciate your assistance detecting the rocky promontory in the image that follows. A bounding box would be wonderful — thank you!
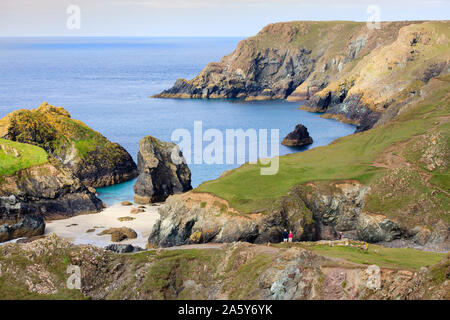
[0,139,104,227]
[155,21,449,131]
[281,124,313,147]
[0,102,137,188]
[134,136,192,204]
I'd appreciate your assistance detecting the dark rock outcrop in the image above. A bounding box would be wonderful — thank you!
[133,136,192,204]
[281,124,313,147]
[0,214,45,242]
[0,102,137,188]
[0,160,103,224]
[105,244,144,253]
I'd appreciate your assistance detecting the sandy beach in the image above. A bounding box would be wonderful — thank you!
[44,204,161,248]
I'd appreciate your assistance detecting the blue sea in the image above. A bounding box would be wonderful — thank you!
[0,37,355,205]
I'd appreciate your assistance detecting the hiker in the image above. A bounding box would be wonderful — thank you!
[282,229,288,242]
[338,232,343,240]
[288,231,293,243]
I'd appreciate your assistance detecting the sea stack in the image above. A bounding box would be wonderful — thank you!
[133,136,192,204]
[281,124,313,147]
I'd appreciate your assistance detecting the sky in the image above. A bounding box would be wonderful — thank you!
[0,0,449,37]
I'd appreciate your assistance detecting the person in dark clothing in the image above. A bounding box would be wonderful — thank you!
[282,229,288,242]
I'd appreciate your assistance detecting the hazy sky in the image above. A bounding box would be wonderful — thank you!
[1,0,449,37]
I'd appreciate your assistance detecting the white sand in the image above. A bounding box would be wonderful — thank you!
[44,204,161,248]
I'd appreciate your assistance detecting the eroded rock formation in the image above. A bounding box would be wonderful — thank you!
[281,124,313,147]
[134,136,192,204]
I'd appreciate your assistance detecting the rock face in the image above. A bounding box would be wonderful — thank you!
[148,181,449,251]
[281,124,313,147]
[133,136,192,204]
[0,214,45,242]
[155,21,449,131]
[148,192,316,248]
[0,159,103,225]
[0,102,137,187]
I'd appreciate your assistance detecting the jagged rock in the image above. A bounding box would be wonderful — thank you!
[0,102,137,188]
[105,244,144,254]
[133,136,192,204]
[0,215,45,243]
[281,124,313,147]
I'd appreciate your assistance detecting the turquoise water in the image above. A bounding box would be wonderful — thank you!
[0,37,355,205]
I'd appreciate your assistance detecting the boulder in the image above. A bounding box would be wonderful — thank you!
[105,244,144,254]
[281,124,313,147]
[133,136,192,204]
[98,227,137,242]
[0,214,45,243]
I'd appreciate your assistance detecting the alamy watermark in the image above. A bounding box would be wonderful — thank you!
[170,121,280,175]
[66,265,81,290]
[66,4,81,30]
[367,4,381,30]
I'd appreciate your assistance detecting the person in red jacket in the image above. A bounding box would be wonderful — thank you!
[288,231,293,243]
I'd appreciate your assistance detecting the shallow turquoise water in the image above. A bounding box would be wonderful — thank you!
[0,37,355,205]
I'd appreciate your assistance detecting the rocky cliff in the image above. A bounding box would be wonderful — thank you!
[134,136,192,204]
[0,235,448,300]
[0,139,103,226]
[155,21,449,131]
[0,102,137,187]
[148,192,315,247]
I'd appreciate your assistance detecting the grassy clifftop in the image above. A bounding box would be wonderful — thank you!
[0,139,48,177]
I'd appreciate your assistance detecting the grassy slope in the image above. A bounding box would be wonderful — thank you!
[196,78,450,214]
[276,242,445,270]
[0,239,446,300]
[0,138,48,176]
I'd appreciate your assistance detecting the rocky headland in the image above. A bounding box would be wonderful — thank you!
[134,135,192,204]
[0,103,139,242]
[155,21,449,132]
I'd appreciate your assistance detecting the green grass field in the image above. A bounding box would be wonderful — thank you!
[0,139,48,177]
[276,242,447,270]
